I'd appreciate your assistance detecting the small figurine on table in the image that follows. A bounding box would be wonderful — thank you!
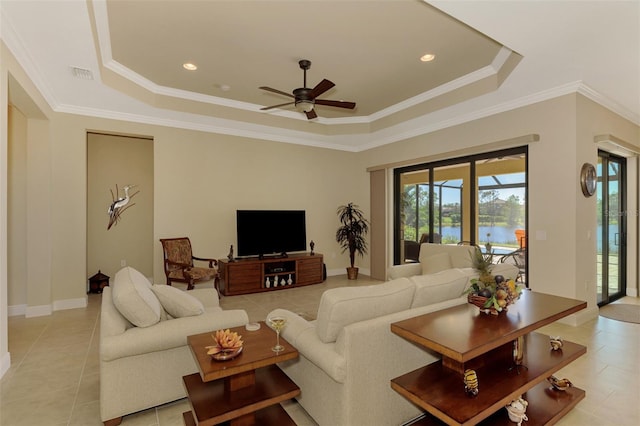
[227,245,235,262]
[310,240,315,255]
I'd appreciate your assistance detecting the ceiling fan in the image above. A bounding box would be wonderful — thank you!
[259,59,356,120]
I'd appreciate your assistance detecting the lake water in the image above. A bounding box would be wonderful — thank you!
[438,226,522,245]
[437,225,618,252]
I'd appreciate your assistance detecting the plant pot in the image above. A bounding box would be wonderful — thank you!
[346,267,359,280]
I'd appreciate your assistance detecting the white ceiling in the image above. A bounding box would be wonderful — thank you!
[1,0,638,152]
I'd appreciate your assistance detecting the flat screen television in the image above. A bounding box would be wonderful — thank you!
[236,210,307,258]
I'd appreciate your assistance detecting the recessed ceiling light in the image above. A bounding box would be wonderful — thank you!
[219,84,231,92]
[183,63,197,71]
[420,54,435,62]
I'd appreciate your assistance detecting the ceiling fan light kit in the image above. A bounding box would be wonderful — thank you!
[296,100,314,113]
[260,59,356,120]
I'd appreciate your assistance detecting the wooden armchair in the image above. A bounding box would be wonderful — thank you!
[160,237,218,290]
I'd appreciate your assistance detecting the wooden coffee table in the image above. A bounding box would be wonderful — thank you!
[390,291,587,425]
[182,322,300,426]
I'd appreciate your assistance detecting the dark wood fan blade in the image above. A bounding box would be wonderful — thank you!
[315,99,356,109]
[259,86,294,98]
[305,109,318,120]
[309,79,335,99]
[260,101,295,111]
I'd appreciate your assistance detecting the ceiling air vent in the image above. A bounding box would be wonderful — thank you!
[71,66,94,80]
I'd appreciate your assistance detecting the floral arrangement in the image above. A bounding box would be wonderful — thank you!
[206,329,243,356]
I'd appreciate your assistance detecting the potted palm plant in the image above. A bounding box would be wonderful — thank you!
[336,202,369,279]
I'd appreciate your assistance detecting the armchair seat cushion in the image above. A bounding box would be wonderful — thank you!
[168,266,216,281]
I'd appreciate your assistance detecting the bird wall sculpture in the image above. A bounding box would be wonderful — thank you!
[107,184,139,230]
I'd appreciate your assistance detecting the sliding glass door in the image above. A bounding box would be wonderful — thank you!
[394,147,527,282]
[597,151,627,305]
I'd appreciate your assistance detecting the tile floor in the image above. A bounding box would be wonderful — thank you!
[1,275,638,425]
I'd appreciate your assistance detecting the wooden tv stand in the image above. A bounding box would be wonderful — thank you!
[218,253,323,296]
[390,291,587,425]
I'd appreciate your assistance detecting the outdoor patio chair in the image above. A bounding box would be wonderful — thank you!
[499,247,526,284]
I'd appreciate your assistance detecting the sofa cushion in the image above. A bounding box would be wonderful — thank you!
[151,285,205,318]
[112,267,162,327]
[419,243,476,268]
[315,277,415,343]
[410,268,469,308]
[421,252,453,275]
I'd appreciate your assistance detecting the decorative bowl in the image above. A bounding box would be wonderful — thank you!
[465,277,522,315]
[210,346,243,361]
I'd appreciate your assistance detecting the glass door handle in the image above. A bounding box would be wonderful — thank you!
[614,233,619,246]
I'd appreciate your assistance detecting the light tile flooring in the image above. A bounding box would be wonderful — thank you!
[0,275,638,426]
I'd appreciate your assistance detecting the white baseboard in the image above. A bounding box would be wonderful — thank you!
[10,296,88,318]
[53,296,87,311]
[8,304,26,317]
[25,304,52,318]
[0,351,10,380]
[626,288,638,298]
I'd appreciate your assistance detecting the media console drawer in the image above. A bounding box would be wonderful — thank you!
[297,256,323,285]
[218,253,323,296]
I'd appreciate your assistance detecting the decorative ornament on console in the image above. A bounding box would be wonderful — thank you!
[505,396,529,425]
[547,375,573,391]
[463,369,479,396]
[550,336,564,351]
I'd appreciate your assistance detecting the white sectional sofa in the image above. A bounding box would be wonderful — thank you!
[388,242,517,281]
[100,266,249,425]
[268,243,519,426]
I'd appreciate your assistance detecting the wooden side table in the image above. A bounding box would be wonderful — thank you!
[183,322,300,426]
[390,291,587,425]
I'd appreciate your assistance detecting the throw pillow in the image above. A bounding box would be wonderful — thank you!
[421,252,453,275]
[410,268,469,308]
[112,267,162,327]
[151,285,205,318]
[315,277,415,343]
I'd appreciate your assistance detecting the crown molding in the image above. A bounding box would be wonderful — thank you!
[577,84,640,125]
[0,7,59,110]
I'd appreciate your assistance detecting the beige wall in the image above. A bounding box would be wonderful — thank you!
[87,133,154,281]
[152,126,369,282]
